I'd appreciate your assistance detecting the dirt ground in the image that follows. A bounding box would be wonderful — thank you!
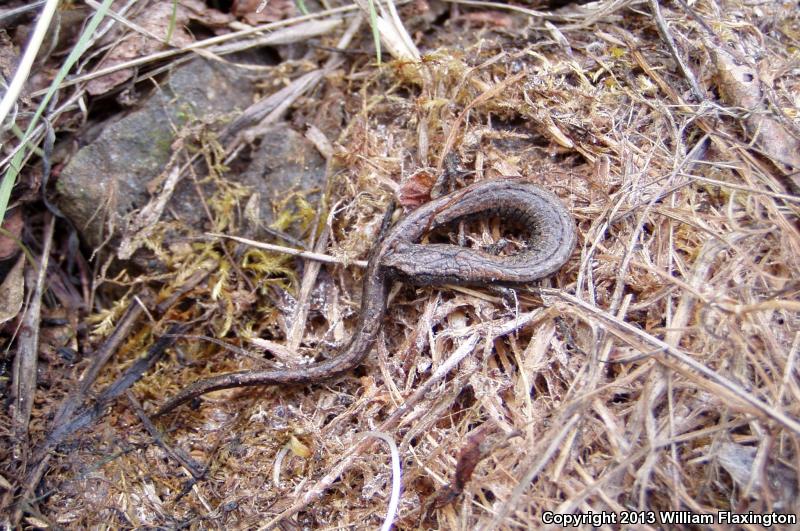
[1,0,799,528]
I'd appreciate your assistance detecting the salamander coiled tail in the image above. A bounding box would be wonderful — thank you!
[156,178,577,416]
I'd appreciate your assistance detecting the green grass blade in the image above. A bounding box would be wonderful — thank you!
[0,0,115,224]
[296,0,310,16]
[367,0,381,65]
[165,0,178,44]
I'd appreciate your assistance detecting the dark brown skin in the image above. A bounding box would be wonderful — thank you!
[156,178,576,415]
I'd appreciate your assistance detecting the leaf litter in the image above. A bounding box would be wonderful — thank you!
[1,0,799,528]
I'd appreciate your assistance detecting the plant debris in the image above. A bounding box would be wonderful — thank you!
[1,0,799,528]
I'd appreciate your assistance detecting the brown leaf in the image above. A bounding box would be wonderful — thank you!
[86,1,207,95]
[0,207,23,261]
[430,429,489,509]
[179,0,235,28]
[397,168,437,208]
[456,11,514,29]
[232,0,297,25]
[713,48,800,187]
[0,29,19,81]
[0,254,24,326]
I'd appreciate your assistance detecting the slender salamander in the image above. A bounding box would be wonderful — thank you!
[157,178,576,415]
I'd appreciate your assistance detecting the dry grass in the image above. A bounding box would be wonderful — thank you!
[2,0,800,528]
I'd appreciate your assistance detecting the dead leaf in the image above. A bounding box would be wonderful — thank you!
[716,442,798,509]
[397,168,436,208]
[488,158,522,178]
[456,11,514,29]
[713,48,800,188]
[24,516,50,529]
[289,434,312,458]
[0,207,23,261]
[179,0,234,28]
[86,1,221,95]
[430,429,490,509]
[0,254,25,326]
[232,0,297,25]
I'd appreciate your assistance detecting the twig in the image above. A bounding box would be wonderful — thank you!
[10,214,55,456]
[50,296,148,428]
[83,0,168,44]
[47,269,214,430]
[352,0,419,61]
[647,0,704,102]
[287,217,332,351]
[258,333,481,530]
[484,414,581,530]
[13,269,210,525]
[443,0,547,19]
[132,18,346,98]
[14,324,188,525]
[125,391,205,479]
[0,1,46,23]
[226,12,362,148]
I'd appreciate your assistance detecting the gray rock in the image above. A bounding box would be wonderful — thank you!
[57,57,326,256]
[236,125,326,223]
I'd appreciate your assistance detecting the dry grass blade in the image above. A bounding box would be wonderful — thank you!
[485,414,581,530]
[647,0,704,102]
[0,0,59,128]
[28,3,365,98]
[553,290,800,436]
[360,431,402,531]
[353,0,419,60]
[437,71,526,171]
[0,0,114,223]
[5,0,800,527]
[226,12,363,148]
[207,232,365,267]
